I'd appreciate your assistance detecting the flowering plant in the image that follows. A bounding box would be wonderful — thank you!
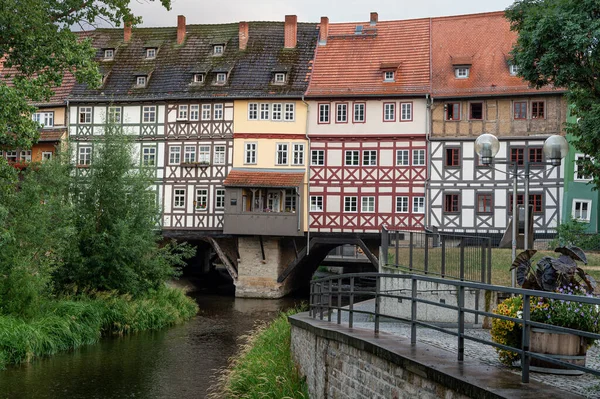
[491,295,523,365]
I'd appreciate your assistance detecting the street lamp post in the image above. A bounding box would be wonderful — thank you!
[475,133,568,287]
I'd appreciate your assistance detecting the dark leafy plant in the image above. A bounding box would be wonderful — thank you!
[511,246,597,293]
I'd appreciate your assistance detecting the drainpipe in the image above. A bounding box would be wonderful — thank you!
[302,95,311,255]
[425,94,432,229]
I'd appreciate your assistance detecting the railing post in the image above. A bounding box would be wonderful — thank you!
[337,278,342,325]
[375,275,380,334]
[349,277,355,328]
[522,294,531,383]
[441,235,446,278]
[309,282,314,317]
[481,239,486,284]
[487,239,492,285]
[424,233,429,274]
[459,237,465,281]
[411,276,417,345]
[319,283,324,320]
[458,285,465,361]
[381,227,389,266]
[327,279,332,322]
[395,231,400,268]
[409,232,414,271]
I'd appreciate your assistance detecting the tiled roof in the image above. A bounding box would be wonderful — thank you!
[0,66,76,106]
[431,12,564,98]
[39,129,66,142]
[223,169,304,188]
[71,22,318,101]
[307,19,431,97]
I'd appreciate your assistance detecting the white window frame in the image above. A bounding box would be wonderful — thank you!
[353,103,365,123]
[215,188,226,210]
[311,150,324,166]
[184,146,196,163]
[195,189,209,211]
[216,73,227,84]
[384,103,396,121]
[284,103,295,121]
[455,67,470,79]
[5,150,17,163]
[413,197,425,214]
[412,149,426,166]
[32,111,55,127]
[400,102,412,121]
[575,154,592,181]
[136,76,147,87]
[41,151,53,161]
[292,143,304,166]
[198,145,211,164]
[178,105,188,120]
[169,146,181,165]
[201,104,211,120]
[213,45,224,55]
[276,143,289,165]
[396,196,409,213]
[248,103,258,120]
[20,150,32,162]
[214,145,226,165]
[146,48,157,59]
[104,49,114,60]
[272,103,283,121]
[344,196,358,213]
[572,199,592,222]
[245,142,257,164]
[509,64,519,76]
[336,103,348,123]
[174,189,186,209]
[345,150,360,166]
[396,150,410,166]
[361,196,375,213]
[384,71,395,82]
[213,104,224,120]
[310,196,323,212]
[362,150,377,166]
[274,72,286,83]
[193,73,204,83]
[79,107,92,124]
[318,103,330,123]
[78,146,92,165]
[260,103,270,120]
[190,105,199,121]
[142,106,156,123]
[142,146,156,167]
[108,106,122,124]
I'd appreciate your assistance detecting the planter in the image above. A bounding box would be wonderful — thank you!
[529,328,587,375]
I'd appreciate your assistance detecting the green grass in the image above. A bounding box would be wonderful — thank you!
[386,247,600,287]
[210,307,308,399]
[0,287,198,369]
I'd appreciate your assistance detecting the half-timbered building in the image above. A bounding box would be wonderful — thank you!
[305,14,430,233]
[428,12,567,236]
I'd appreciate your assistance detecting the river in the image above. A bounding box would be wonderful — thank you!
[0,292,304,399]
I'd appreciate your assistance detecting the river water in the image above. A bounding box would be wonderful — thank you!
[0,292,303,399]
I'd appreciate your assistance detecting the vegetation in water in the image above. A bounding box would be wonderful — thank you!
[209,307,308,399]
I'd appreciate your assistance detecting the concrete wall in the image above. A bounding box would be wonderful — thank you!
[291,322,470,399]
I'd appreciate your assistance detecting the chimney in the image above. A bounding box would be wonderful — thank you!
[177,15,186,45]
[124,21,132,42]
[239,21,249,50]
[319,17,329,46]
[284,15,297,49]
[370,12,378,26]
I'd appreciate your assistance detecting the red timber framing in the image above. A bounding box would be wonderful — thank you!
[309,136,427,233]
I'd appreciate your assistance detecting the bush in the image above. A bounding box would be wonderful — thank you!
[551,219,600,250]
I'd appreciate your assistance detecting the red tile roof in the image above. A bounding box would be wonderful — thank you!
[224,170,304,188]
[307,18,431,97]
[431,12,564,98]
[39,129,66,142]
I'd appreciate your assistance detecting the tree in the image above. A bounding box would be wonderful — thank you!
[55,125,193,296]
[506,0,600,188]
[0,0,171,150]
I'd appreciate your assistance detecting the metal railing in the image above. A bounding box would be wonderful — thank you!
[382,228,493,283]
[309,273,600,383]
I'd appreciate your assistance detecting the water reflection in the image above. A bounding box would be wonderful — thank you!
[0,293,303,399]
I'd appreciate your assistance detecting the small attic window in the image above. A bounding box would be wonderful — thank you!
[136,75,147,87]
[213,45,224,56]
[215,73,227,84]
[509,64,519,76]
[355,25,363,35]
[104,49,114,60]
[146,48,157,59]
[455,67,470,79]
[274,72,286,84]
[192,73,205,84]
[384,71,395,82]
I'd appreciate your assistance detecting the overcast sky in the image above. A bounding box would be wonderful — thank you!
[128,0,516,27]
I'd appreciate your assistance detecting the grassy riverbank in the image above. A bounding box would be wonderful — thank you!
[0,287,197,369]
[211,308,308,399]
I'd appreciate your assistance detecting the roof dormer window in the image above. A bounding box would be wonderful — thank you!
[213,45,224,56]
[104,49,114,60]
[136,75,147,87]
[192,73,204,84]
[274,72,286,84]
[384,71,395,82]
[509,64,519,76]
[455,67,470,79]
[215,73,227,84]
[146,48,157,59]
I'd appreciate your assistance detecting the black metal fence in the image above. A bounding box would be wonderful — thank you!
[382,228,493,283]
[309,273,600,383]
